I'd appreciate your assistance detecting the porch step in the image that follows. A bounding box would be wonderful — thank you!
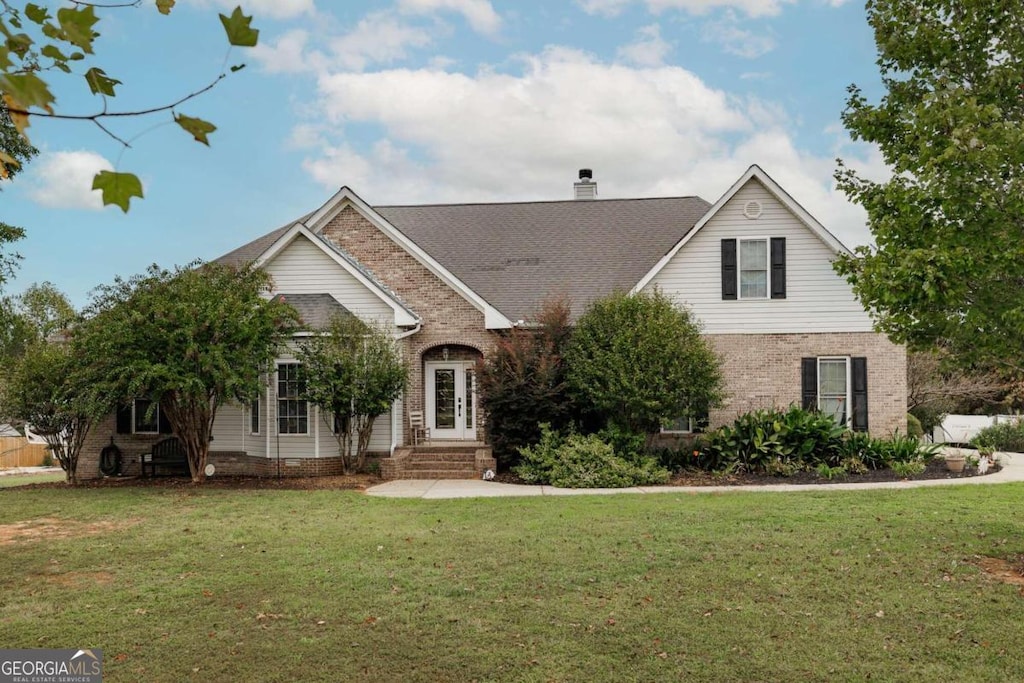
[400,469,481,480]
[409,444,480,455]
[406,459,476,472]
[401,450,478,479]
[410,452,478,463]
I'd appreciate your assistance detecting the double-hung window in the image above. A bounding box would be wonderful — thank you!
[277,363,308,435]
[133,398,160,434]
[817,358,850,427]
[739,238,768,299]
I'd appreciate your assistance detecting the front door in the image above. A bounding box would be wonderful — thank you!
[425,362,476,440]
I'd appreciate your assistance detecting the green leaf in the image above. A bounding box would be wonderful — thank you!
[230,63,246,72]
[0,46,10,71]
[155,0,176,15]
[174,113,217,145]
[92,171,144,213]
[25,4,50,25]
[6,32,33,58]
[0,72,55,113]
[219,7,258,48]
[56,6,99,54]
[84,67,121,97]
[40,43,68,62]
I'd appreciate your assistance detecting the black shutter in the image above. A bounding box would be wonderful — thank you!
[801,358,817,411]
[158,405,173,434]
[770,237,786,299]
[115,404,132,434]
[851,357,868,432]
[721,239,737,300]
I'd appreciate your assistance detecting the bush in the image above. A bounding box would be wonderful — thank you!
[973,419,1024,453]
[649,441,703,473]
[515,424,670,488]
[906,413,924,439]
[699,406,846,475]
[478,300,574,468]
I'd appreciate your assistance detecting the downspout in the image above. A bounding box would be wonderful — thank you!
[390,323,421,455]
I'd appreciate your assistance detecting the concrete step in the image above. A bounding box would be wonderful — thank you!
[410,452,478,463]
[410,445,480,455]
[406,461,476,472]
[400,469,480,480]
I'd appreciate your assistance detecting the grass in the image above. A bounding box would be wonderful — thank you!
[0,470,65,488]
[2,484,1024,681]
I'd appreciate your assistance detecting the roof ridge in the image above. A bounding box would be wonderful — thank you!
[374,195,708,210]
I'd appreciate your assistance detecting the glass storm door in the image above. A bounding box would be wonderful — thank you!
[425,362,476,440]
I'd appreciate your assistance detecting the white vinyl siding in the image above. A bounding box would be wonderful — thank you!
[210,401,246,451]
[645,180,874,333]
[263,234,394,324]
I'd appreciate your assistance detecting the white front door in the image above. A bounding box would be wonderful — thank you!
[425,362,476,440]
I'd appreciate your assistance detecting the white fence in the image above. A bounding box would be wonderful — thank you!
[933,414,1022,444]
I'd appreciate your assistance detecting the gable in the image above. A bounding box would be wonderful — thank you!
[261,233,401,325]
[642,177,874,334]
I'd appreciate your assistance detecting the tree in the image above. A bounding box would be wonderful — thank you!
[565,290,724,437]
[0,281,76,372]
[0,100,37,287]
[2,340,103,484]
[907,350,1009,433]
[0,1,259,211]
[296,314,407,475]
[478,298,574,466]
[835,0,1024,377]
[73,262,296,482]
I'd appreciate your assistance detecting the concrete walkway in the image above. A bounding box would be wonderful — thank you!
[366,452,1024,499]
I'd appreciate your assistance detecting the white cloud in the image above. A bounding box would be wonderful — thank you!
[295,46,879,247]
[251,29,313,74]
[617,24,671,66]
[26,151,115,211]
[702,11,776,57]
[183,0,315,20]
[329,12,435,71]
[579,0,796,18]
[397,0,502,35]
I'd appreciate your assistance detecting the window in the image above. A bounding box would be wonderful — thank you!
[817,358,850,427]
[250,398,260,435]
[277,363,308,435]
[661,409,708,434]
[134,398,159,434]
[739,238,768,299]
[802,356,868,432]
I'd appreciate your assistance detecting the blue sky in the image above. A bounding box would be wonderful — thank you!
[3,0,886,308]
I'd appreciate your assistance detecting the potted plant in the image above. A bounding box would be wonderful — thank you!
[944,448,967,473]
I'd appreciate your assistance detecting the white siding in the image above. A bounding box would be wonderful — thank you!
[645,180,874,334]
[211,402,245,451]
[264,234,394,324]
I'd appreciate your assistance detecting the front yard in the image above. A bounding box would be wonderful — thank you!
[2,483,1024,681]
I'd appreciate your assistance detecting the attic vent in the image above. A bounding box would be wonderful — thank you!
[743,200,763,219]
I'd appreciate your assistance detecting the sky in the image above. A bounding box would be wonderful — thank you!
[3,0,888,308]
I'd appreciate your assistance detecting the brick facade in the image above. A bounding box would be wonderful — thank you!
[321,205,498,443]
[706,332,907,437]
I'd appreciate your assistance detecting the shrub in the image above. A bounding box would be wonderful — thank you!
[880,433,940,464]
[815,463,847,480]
[906,413,924,439]
[890,459,926,477]
[566,290,723,435]
[515,424,670,488]
[839,431,886,469]
[973,419,1024,453]
[699,406,846,475]
[478,299,574,468]
[649,442,702,473]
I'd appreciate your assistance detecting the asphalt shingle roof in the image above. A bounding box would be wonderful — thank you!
[274,293,353,330]
[375,197,711,320]
[219,195,712,322]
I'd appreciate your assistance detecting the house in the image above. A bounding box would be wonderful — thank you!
[77,165,905,480]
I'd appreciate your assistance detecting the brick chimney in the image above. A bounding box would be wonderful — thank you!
[573,168,597,200]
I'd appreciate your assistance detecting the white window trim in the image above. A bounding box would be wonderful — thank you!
[817,356,852,429]
[276,361,309,436]
[249,398,261,436]
[133,398,160,435]
[736,235,770,301]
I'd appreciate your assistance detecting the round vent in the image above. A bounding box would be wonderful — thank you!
[743,200,763,219]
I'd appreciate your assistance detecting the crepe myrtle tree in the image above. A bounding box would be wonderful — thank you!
[1,340,104,484]
[73,261,297,483]
[835,0,1024,377]
[296,314,407,475]
[565,290,724,438]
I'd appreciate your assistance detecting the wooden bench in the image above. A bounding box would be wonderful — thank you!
[141,437,190,477]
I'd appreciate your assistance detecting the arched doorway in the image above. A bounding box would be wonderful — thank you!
[422,344,481,441]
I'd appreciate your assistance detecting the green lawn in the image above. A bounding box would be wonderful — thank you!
[0,471,64,488]
[2,483,1024,682]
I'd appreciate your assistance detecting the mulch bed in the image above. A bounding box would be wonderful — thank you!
[4,459,1001,491]
[494,458,1001,487]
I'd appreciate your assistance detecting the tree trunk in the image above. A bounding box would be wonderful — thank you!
[162,392,216,484]
[355,415,375,473]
